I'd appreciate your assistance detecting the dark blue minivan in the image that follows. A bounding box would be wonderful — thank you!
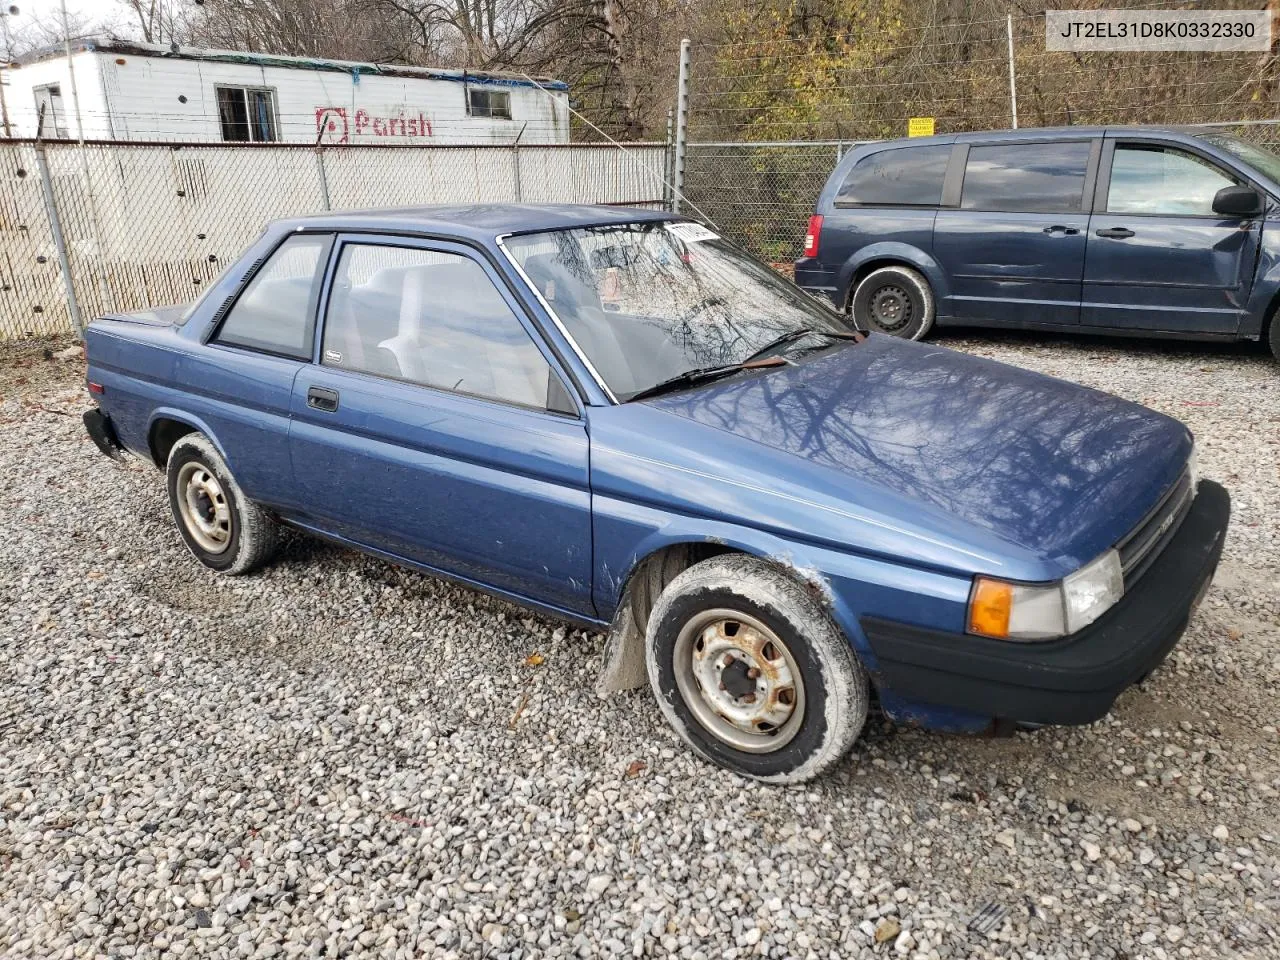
[795,126,1280,359]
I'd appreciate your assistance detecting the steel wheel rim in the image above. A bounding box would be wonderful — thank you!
[673,608,806,754]
[869,283,912,332]
[176,461,232,554]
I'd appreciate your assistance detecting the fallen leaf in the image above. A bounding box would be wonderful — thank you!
[524,652,544,667]
[874,917,900,942]
[1226,628,1242,641]
[625,760,646,779]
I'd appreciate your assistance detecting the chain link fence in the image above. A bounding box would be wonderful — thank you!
[684,140,865,265]
[0,140,668,340]
[685,120,1280,264]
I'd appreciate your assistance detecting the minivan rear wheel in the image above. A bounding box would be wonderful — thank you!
[850,265,934,340]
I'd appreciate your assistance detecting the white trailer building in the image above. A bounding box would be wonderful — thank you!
[0,39,570,144]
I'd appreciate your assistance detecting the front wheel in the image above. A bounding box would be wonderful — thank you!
[850,265,935,340]
[645,555,869,783]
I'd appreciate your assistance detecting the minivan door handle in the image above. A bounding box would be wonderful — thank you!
[306,386,339,412]
[1095,227,1135,239]
[1043,225,1081,236]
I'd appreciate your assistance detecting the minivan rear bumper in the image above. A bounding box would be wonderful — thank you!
[793,259,841,307]
[861,479,1230,726]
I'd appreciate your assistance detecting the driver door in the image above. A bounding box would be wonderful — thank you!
[1082,140,1263,334]
[288,236,596,617]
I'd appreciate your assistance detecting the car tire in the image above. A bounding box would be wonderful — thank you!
[645,554,869,783]
[850,265,935,340]
[166,433,279,575]
[1269,310,1280,362]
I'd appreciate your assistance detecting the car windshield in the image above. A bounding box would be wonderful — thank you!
[1194,132,1280,186]
[503,220,851,401]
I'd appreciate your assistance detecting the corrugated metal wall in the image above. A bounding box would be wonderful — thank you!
[0,140,669,340]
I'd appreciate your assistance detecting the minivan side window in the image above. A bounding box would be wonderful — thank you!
[960,141,1092,213]
[836,145,951,206]
[1107,145,1238,216]
[214,234,329,358]
[322,243,559,411]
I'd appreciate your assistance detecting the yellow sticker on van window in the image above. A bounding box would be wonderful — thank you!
[908,117,935,138]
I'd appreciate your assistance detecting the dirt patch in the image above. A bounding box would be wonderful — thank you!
[0,336,83,400]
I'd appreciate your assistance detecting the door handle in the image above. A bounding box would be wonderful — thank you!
[1095,227,1135,239]
[306,386,339,412]
[1043,225,1081,236]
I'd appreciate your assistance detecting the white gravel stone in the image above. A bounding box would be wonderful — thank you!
[0,335,1277,959]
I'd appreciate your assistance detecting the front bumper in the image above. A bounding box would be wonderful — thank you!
[861,479,1230,726]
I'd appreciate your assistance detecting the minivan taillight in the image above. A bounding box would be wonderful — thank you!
[803,215,823,258]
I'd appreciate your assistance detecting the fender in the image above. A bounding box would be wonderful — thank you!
[835,241,950,312]
[595,515,855,699]
[145,406,235,471]
[592,503,981,736]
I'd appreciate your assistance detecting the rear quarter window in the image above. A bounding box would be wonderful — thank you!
[213,234,330,358]
[836,145,951,206]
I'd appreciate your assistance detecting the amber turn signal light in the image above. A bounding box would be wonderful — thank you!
[968,577,1012,638]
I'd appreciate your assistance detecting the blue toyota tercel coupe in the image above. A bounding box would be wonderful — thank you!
[82,205,1230,783]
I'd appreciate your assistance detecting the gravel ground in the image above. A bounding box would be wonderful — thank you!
[0,331,1277,959]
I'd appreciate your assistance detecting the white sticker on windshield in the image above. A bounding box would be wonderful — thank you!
[666,221,719,243]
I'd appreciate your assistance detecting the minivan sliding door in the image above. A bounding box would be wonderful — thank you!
[932,138,1098,327]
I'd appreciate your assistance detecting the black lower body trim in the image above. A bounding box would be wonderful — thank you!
[862,480,1230,726]
[83,409,125,460]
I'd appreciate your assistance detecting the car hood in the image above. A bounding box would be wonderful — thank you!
[639,335,1191,579]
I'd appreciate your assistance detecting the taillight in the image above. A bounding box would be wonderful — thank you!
[803,215,823,258]
[88,381,105,395]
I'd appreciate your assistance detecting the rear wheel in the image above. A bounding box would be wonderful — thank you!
[166,434,278,575]
[1268,308,1280,362]
[850,265,934,340]
[645,555,868,783]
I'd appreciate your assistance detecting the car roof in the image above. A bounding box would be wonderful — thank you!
[274,203,677,242]
[864,124,1210,149]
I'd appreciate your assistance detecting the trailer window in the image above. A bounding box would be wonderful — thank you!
[467,88,512,120]
[216,86,278,143]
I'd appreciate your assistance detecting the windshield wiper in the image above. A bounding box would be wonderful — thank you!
[627,356,787,403]
[740,327,863,364]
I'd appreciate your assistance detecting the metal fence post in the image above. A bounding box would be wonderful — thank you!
[1006,13,1019,129]
[673,38,691,214]
[314,145,331,211]
[512,122,527,202]
[34,139,84,338]
[664,107,674,208]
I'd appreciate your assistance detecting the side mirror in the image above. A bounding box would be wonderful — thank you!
[1212,185,1263,218]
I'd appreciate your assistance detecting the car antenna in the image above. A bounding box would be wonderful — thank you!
[517,72,720,230]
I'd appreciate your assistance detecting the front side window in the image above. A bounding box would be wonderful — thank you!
[960,141,1092,213]
[217,86,278,142]
[322,244,556,410]
[1107,145,1238,216]
[467,88,512,120]
[504,221,851,401]
[214,234,328,357]
[837,145,951,206]
[1195,133,1280,187]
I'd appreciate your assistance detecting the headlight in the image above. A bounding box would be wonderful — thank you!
[968,550,1123,641]
[1187,440,1200,491]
